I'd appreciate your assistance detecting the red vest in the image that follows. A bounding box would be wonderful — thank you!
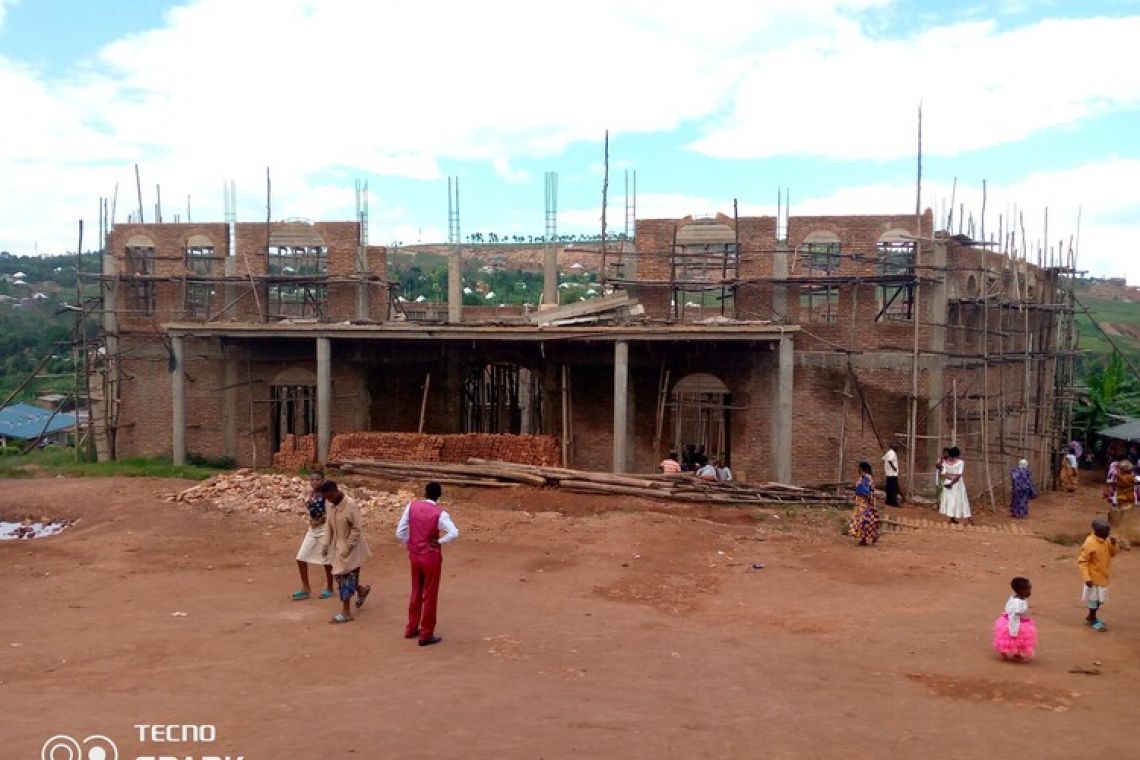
[406,500,443,559]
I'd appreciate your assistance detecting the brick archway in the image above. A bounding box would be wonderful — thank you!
[671,372,731,467]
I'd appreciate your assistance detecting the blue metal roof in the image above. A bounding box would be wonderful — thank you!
[0,403,77,440]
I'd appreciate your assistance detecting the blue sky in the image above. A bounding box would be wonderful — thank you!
[0,0,1138,281]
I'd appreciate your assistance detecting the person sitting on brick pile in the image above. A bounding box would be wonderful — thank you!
[697,459,719,482]
[659,451,682,474]
[715,457,733,482]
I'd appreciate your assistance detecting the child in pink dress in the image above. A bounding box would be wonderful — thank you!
[993,576,1037,661]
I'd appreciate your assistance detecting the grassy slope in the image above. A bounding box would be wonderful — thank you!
[1077,297,1140,362]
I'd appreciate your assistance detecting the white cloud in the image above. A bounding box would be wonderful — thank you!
[692,16,1140,160]
[0,0,1136,283]
[491,157,529,184]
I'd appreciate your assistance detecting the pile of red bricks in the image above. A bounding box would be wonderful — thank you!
[272,431,561,470]
[273,434,318,470]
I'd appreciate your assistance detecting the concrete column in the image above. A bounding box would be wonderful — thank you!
[543,244,558,308]
[925,240,950,471]
[613,340,629,473]
[222,344,237,460]
[772,335,794,483]
[317,338,331,464]
[355,244,370,321]
[448,249,462,323]
[171,336,186,466]
[223,257,238,319]
[772,243,790,320]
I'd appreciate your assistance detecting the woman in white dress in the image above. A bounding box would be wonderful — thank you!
[939,446,973,525]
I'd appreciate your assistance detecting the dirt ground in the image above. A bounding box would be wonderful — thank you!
[3,470,1139,759]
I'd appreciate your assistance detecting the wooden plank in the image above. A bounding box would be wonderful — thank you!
[529,292,632,325]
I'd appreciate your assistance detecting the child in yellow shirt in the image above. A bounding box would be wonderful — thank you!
[1078,518,1120,632]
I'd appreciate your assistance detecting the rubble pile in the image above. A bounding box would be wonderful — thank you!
[170,469,413,518]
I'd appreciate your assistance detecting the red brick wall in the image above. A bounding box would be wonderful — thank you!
[106,220,386,326]
[271,432,561,469]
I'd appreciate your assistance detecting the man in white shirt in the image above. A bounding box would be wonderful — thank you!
[716,457,733,482]
[395,482,459,646]
[882,446,900,506]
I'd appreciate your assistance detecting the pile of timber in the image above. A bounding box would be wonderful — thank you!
[331,458,849,506]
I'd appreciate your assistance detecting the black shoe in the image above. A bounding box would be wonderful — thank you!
[418,636,442,647]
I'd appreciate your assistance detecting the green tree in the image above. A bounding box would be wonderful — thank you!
[1074,352,1140,445]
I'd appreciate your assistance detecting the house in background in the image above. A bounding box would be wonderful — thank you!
[0,403,77,447]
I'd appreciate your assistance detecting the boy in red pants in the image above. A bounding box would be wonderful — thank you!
[396,482,459,646]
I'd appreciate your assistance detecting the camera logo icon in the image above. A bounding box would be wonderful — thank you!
[40,734,119,760]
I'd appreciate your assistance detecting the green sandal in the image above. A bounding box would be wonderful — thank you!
[291,590,311,601]
[318,589,334,599]
[1092,621,1107,632]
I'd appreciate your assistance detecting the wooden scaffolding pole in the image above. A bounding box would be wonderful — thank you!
[906,103,922,498]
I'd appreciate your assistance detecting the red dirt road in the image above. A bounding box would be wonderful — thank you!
[2,475,1139,759]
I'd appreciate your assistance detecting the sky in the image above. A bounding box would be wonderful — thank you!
[0,0,1138,281]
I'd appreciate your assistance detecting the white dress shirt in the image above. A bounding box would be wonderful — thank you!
[395,500,459,545]
[882,449,899,477]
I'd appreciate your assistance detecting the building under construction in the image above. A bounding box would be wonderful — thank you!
[90,202,1078,503]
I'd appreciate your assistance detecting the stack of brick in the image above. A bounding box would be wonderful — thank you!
[272,431,561,469]
[273,434,318,470]
[333,432,445,462]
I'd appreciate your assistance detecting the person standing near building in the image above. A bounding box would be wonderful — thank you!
[1059,446,1079,493]
[291,470,335,601]
[934,447,950,497]
[1116,461,1137,506]
[396,482,459,647]
[882,445,901,507]
[848,461,880,546]
[1008,459,1039,519]
[939,446,973,525]
[323,480,372,624]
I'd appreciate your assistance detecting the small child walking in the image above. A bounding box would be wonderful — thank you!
[992,576,1036,661]
[1078,518,1120,632]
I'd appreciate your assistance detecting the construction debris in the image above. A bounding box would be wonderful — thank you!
[529,292,644,326]
[334,458,848,506]
[170,470,413,517]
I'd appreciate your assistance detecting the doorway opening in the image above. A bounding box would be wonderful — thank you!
[461,363,543,434]
[270,384,316,452]
[671,372,731,467]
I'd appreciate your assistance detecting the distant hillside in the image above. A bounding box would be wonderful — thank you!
[390,243,612,273]
[1077,295,1140,369]
[0,253,100,403]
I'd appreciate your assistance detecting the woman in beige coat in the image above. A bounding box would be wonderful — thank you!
[322,481,373,624]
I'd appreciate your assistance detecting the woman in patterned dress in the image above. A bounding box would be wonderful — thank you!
[1009,459,1038,519]
[849,461,880,546]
